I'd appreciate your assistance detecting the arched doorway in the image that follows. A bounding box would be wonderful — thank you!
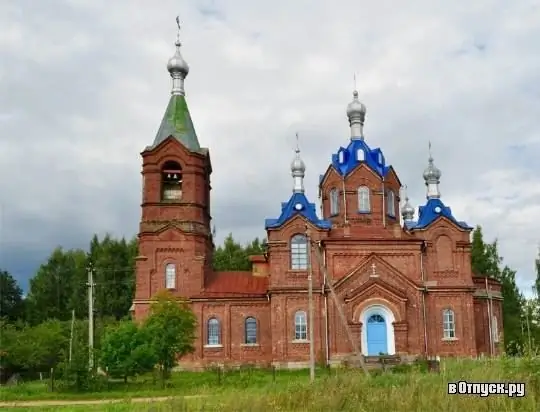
[366,314,387,355]
[360,304,396,356]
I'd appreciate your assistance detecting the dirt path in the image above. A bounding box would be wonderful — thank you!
[0,395,205,408]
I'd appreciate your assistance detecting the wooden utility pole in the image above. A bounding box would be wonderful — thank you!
[87,261,95,371]
[311,240,369,375]
[69,309,75,364]
[306,225,315,383]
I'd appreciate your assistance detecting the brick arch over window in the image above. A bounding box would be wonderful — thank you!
[353,297,402,323]
[435,235,454,271]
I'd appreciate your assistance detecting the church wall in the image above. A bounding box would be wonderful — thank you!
[266,217,327,289]
[425,292,477,357]
[174,300,272,369]
[324,244,423,284]
[320,165,404,238]
[269,294,326,366]
[136,232,208,300]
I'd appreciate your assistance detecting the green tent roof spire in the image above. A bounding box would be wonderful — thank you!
[151,17,201,151]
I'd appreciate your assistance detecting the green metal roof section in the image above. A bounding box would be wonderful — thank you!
[152,94,201,151]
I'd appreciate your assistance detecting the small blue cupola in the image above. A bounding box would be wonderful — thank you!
[330,139,390,178]
[407,144,472,230]
[265,137,331,230]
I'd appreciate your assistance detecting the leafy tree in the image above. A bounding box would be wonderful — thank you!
[89,235,138,321]
[212,233,266,271]
[0,320,21,374]
[0,320,67,374]
[470,226,526,353]
[25,247,87,324]
[100,320,157,382]
[142,290,197,385]
[25,235,137,324]
[0,270,24,322]
[22,320,68,372]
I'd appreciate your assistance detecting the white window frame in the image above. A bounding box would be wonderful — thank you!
[443,309,456,339]
[294,311,308,341]
[207,318,221,346]
[330,188,339,216]
[165,263,176,289]
[357,148,365,161]
[358,186,370,212]
[245,317,257,344]
[291,234,308,270]
[387,190,396,217]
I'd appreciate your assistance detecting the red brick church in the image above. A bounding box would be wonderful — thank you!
[132,23,503,368]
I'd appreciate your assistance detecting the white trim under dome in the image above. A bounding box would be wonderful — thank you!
[360,304,396,356]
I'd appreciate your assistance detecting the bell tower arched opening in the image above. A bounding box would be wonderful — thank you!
[161,160,183,201]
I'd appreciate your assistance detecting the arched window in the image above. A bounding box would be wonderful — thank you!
[245,317,257,344]
[338,151,345,163]
[442,309,456,339]
[207,318,221,346]
[294,310,308,340]
[357,148,365,161]
[161,160,182,201]
[358,186,370,212]
[291,234,308,270]
[165,263,176,289]
[387,190,395,217]
[492,315,499,343]
[330,188,339,216]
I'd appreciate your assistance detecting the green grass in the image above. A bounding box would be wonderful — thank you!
[0,367,309,401]
[1,357,539,411]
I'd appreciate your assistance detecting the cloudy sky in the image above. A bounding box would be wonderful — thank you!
[1,0,539,294]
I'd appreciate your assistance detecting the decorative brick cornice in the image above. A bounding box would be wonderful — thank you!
[156,247,183,253]
[140,220,210,236]
[433,270,459,277]
[330,251,416,257]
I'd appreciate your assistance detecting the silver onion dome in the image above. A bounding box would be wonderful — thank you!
[167,17,189,79]
[423,155,441,183]
[401,197,415,221]
[167,38,189,78]
[346,90,366,118]
[291,147,306,176]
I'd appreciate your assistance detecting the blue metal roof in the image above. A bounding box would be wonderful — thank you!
[409,198,472,230]
[319,139,391,183]
[265,192,331,230]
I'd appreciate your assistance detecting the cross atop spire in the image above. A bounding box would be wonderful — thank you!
[167,16,189,96]
[152,17,200,151]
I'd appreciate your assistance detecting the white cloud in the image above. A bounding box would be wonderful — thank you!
[0,0,539,294]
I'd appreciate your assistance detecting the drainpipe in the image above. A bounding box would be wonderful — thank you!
[342,177,348,224]
[420,241,428,355]
[485,277,493,356]
[322,242,330,366]
[381,176,386,228]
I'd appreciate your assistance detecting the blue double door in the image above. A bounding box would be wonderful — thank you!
[366,314,388,355]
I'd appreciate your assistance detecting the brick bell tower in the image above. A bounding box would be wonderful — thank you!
[133,19,213,319]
